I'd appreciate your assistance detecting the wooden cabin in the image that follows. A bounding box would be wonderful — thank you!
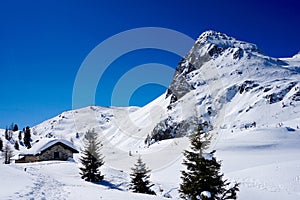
[15,139,79,163]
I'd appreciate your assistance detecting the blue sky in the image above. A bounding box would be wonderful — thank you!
[0,0,299,128]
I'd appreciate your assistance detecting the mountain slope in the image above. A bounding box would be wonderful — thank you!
[32,31,300,149]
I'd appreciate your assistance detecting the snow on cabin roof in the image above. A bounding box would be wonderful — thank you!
[20,139,78,156]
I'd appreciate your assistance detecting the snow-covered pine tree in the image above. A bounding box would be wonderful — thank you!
[5,128,13,140]
[79,129,104,182]
[0,138,3,151]
[3,143,13,164]
[179,131,239,200]
[130,156,155,195]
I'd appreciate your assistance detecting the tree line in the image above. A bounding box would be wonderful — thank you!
[1,124,32,164]
[79,127,239,199]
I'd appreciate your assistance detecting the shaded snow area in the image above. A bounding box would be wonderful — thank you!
[1,31,300,199]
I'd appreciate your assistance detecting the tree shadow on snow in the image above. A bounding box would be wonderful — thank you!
[96,180,124,191]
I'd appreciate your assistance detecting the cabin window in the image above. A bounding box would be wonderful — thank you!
[54,152,59,159]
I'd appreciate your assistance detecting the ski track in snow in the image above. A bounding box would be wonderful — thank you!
[10,164,67,200]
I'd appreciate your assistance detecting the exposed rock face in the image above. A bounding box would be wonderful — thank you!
[146,116,212,145]
[166,31,262,105]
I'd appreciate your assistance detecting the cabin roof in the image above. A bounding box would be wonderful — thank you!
[19,139,79,156]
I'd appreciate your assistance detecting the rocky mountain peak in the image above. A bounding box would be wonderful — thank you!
[196,30,260,53]
[166,31,264,102]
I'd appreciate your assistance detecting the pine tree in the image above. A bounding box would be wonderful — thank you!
[13,124,18,132]
[179,132,239,200]
[3,143,13,164]
[79,129,104,182]
[130,156,155,195]
[0,138,3,151]
[14,141,19,150]
[23,126,31,149]
[5,128,9,140]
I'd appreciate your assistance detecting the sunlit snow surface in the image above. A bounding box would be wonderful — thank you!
[1,127,300,199]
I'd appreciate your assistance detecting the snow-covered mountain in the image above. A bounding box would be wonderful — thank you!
[29,31,300,154]
[151,30,299,143]
[1,31,300,199]
[33,31,300,145]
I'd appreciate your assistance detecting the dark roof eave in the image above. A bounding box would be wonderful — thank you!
[19,153,40,156]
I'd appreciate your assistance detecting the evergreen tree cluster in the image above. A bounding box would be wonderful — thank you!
[79,129,156,195]
[4,123,19,141]
[78,125,239,198]
[1,123,26,164]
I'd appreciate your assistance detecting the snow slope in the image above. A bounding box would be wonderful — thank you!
[1,30,300,199]
[1,161,165,200]
[1,128,300,199]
